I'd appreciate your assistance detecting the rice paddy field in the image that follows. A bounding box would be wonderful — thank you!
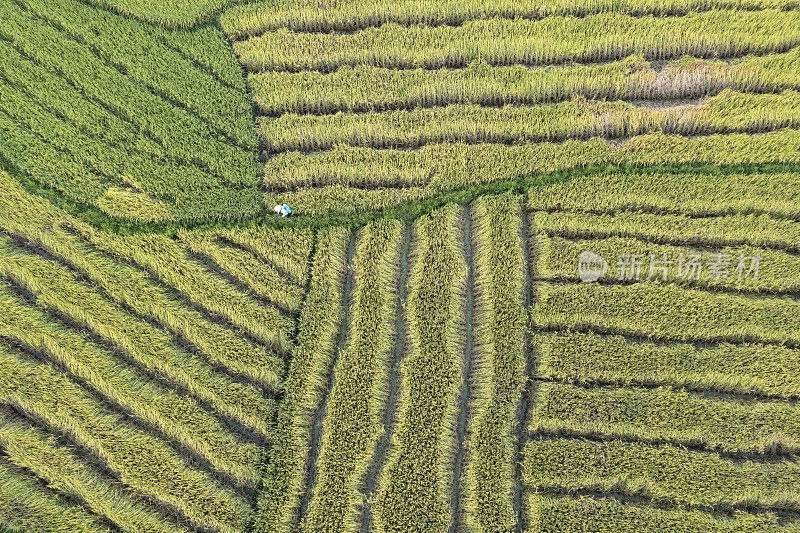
[0,0,799,531]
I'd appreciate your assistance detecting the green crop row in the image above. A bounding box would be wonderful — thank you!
[265,129,800,215]
[0,283,264,487]
[372,205,467,532]
[303,220,402,532]
[0,414,185,533]
[0,75,250,223]
[0,171,284,390]
[463,194,527,532]
[526,493,800,532]
[162,23,247,92]
[0,458,109,533]
[533,282,800,346]
[235,11,800,72]
[0,0,259,218]
[535,233,800,293]
[259,90,800,152]
[254,227,350,533]
[20,0,255,149]
[0,237,274,438]
[215,226,315,287]
[179,231,305,314]
[532,382,800,454]
[86,0,236,28]
[223,0,800,35]
[536,331,800,399]
[249,50,800,116]
[523,438,800,510]
[527,171,800,219]
[0,342,249,532]
[73,225,294,353]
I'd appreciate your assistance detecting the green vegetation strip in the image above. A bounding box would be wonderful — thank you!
[526,493,800,533]
[536,233,800,293]
[0,458,110,533]
[0,413,185,533]
[532,382,800,454]
[527,170,800,219]
[259,90,800,152]
[235,11,800,72]
[254,227,349,533]
[523,438,800,510]
[463,194,527,532]
[223,0,800,35]
[536,331,800,399]
[0,237,273,437]
[303,220,402,532]
[533,282,800,345]
[249,51,800,116]
[372,205,467,532]
[0,343,249,532]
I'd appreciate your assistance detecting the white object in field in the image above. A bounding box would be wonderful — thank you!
[273,204,292,217]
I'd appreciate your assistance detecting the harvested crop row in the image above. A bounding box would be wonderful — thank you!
[462,194,527,532]
[215,226,315,287]
[371,205,467,532]
[523,437,800,510]
[526,493,800,532]
[533,281,800,346]
[70,225,294,353]
[534,211,800,254]
[0,237,274,438]
[222,0,800,35]
[0,413,186,533]
[532,382,800,454]
[249,50,800,116]
[235,11,800,72]
[179,231,305,314]
[0,457,110,533]
[18,0,256,149]
[536,331,800,399]
[0,0,258,197]
[264,129,800,213]
[254,227,349,533]
[527,171,800,219]
[0,283,264,488]
[0,342,249,532]
[0,171,284,390]
[535,233,800,293]
[302,220,402,532]
[259,90,800,152]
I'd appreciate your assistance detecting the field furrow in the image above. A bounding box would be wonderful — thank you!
[532,281,800,346]
[531,382,800,455]
[258,90,800,153]
[249,50,800,116]
[535,331,800,399]
[0,412,187,533]
[461,194,527,532]
[0,343,250,532]
[0,237,274,438]
[371,205,467,532]
[525,492,800,532]
[523,437,800,511]
[302,220,402,532]
[222,0,800,36]
[253,227,349,533]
